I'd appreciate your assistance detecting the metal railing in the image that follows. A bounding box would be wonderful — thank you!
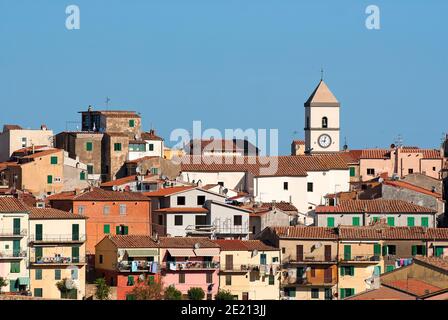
[163,261,220,271]
[117,260,157,272]
[220,263,281,273]
[29,256,86,264]
[0,229,27,237]
[282,276,337,286]
[0,250,27,259]
[339,254,380,263]
[29,234,86,242]
[283,254,338,264]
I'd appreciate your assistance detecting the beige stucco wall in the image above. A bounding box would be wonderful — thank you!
[0,128,54,162]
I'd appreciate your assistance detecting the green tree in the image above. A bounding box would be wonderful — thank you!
[215,290,235,300]
[94,277,111,300]
[187,287,205,300]
[164,285,182,300]
[0,277,7,294]
[130,277,163,300]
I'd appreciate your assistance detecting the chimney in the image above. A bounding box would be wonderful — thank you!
[40,124,47,131]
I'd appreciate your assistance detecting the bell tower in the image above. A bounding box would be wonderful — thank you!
[304,79,340,153]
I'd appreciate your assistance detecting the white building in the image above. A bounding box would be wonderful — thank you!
[127,129,164,161]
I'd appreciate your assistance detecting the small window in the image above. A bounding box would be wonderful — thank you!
[127,275,135,286]
[35,269,42,280]
[349,167,356,177]
[322,117,328,129]
[177,196,186,205]
[129,119,135,127]
[77,206,85,215]
[307,182,313,192]
[217,181,224,187]
[421,217,429,227]
[387,217,395,226]
[87,165,94,174]
[367,168,375,175]
[21,137,27,148]
[408,168,414,174]
[34,288,43,297]
[407,217,415,227]
[283,182,288,190]
[119,204,127,215]
[197,195,206,205]
[47,175,53,184]
[268,275,275,285]
[149,144,154,151]
[114,143,122,151]
[86,142,93,151]
[55,269,61,280]
[174,215,183,226]
[225,275,232,286]
[281,247,286,254]
[234,215,242,226]
[103,206,110,215]
[80,171,86,181]
[179,273,185,284]
[433,167,436,171]
[10,262,20,273]
[311,288,319,299]
[206,273,213,284]
[103,224,110,234]
[71,268,78,280]
[341,266,355,276]
[150,167,158,175]
[352,217,360,226]
[327,217,335,227]
[50,156,58,165]
[99,255,103,264]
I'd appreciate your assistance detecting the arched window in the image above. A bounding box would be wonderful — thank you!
[322,117,328,128]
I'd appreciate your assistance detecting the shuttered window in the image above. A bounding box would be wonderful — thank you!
[387,217,395,226]
[421,217,429,227]
[327,217,334,227]
[349,167,355,177]
[407,217,415,227]
[86,142,93,151]
[352,217,360,226]
[50,156,58,164]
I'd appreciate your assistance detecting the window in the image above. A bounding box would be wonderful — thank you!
[72,247,80,263]
[371,217,380,223]
[55,269,61,280]
[367,168,375,175]
[114,143,122,151]
[343,245,351,260]
[374,266,381,276]
[10,262,20,273]
[179,273,185,284]
[50,156,58,165]
[373,243,381,256]
[149,144,154,151]
[435,247,444,257]
[352,217,360,226]
[322,117,328,128]
[80,171,86,181]
[103,206,110,215]
[35,269,42,280]
[103,224,110,234]
[86,142,93,151]
[327,217,334,227]
[35,224,43,241]
[72,224,79,241]
[78,206,85,215]
[225,275,232,286]
[408,168,414,174]
[13,218,20,235]
[87,165,94,174]
[421,217,429,227]
[47,175,53,184]
[177,196,186,205]
[126,294,136,300]
[307,182,313,192]
[174,215,183,226]
[195,215,207,227]
[197,195,206,205]
[150,167,158,175]
[119,204,127,215]
[21,137,27,148]
[340,266,355,276]
[268,275,275,285]
[407,217,415,227]
[340,288,355,299]
[99,255,103,264]
[412,245,426,256]
[206,273,213,283]
[387,217,395,226]
[324,288,332,300]
[218,181,224,187]
[287,288,296,298]
[234,215,242,226]
[349,167,355,177]
[71,268,78,280]
[116,225,129,235]
[129,143,146,152]
[129,119,135,127]
[34,288,43,297]
[433,167,436,171]
[127,276,135,286]
[282,247,286,254]
[383,245,396,256]
[311,288,319,299]
[283,182,288,190]
[158,215,163,225]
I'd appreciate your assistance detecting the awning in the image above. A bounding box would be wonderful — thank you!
[126,249,158,257]
[168,248,195,257]
[18,277,30,286]
[194,248,220,257]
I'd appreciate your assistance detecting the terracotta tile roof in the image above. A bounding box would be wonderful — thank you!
[29,207,87,220]
[383,180,443,199]
[360,149,391,159]
[383,278,442,296]
[400,148,442,159]
[154,207,208,213]
[80,110,140,118]
[105,132,129,137]
[345,286,415,300]
[305,80,339,105]
[315,199,436,213]
[0,197,28,213]
[413,256,448,273]
[21,149,61,159]
[3,124,23,132]
[158,237,219,248]
[47,188,150,201]
[11,145,48,155]
[213,239,278,251]
[100,175,157,187]
[339,150,363,164]
[292,140,305,145]
[260,202,298,212]
[272,226,338,240]
[107,235,158,248]
[186,139,259,154]
[141,130,164,141]
[143,186,195,197]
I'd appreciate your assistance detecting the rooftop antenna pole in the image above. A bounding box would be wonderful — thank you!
[320,67,324,81]
[105,97,111,110]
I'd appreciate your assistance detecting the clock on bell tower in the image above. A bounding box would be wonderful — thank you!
[304,79,340,153]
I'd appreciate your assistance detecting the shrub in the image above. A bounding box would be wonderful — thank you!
[187,287,205,300]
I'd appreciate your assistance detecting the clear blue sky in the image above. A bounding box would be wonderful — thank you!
[0,0,446,154]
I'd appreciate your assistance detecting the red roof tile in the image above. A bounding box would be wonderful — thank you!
[383,180,442,199]
[29,207,87,220]
[360,149,391,159]
[414,256,448,273]
[383,278,442,296]
[213,239,277,251]
[272,226,338,239]
[107,235,158,248]
[154,207,208,213]
[47,188,150,201]
[0,197,28,213]
[315,199,436,213]
[143,186,195,197]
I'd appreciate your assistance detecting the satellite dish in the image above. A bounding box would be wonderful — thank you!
[117,249,125,257]
[194,243,201,250]
[223,188,228,195]
[112,185,117,191]
[139,274,145,281]
[65,278,75,290]
[314,242,322,249]
[378,177,384,183]
[136,166,142,174]
[252,249,258,257]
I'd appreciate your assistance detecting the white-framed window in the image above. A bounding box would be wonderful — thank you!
[119,204,127,215]
[54,177,62,183]
[103,205,110,215]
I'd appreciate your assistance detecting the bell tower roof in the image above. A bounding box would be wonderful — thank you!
[305,80,339,105]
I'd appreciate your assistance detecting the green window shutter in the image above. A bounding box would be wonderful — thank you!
[411,245,417,256]
[422,245,427,256]
[36,269,42,280]
[104,224,110,234]
[72,247,80,263]
[11,262,20,273]
[268,275,275,285]
[349,167,355,177]
[340,267,345,276]
[35,247,43,261]
[72,224,79,241]
[327,217,334,227]
[13,218,21,235]
[124,226,129,235]
[86,142,93,151]
[386,265,395,272]
[12,239,20,256]
[10,279,18,292]
[344,245,351,260]
[116,226,120,234]
[407,217,415,227]
[260,254,267,265]
[350,266,355,276]
[421,217,429,227]
[374,266,381,276]
[350,288,355,296]
[340,289,346,299]
[36,224,43,241]
[382,245,388,256]
[127,275,135,286]
[47,175,53,184]
[50,156,58,164]
[129,119,135,127]
[148,275,155,285]
[87,165,94,174]
[435,247,444,257]
[373,244,381,256]
[34,288,43,297]
[55,269,61,280]
[80,171,86,180]
[114,143,122,151]
[352,217,360,226]
[387,217,395,226]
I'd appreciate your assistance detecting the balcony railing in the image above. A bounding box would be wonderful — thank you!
[282,276,337,286]
[117,260,158,273]
[220,263,281,273]
[29,256,86,264]
[186,223,250,235]
[163,261,220,271]
[0,229,27,237]
[339,254,380,263]
[283,254,338,264]
[29,234,86,243]
[0,250,27,259]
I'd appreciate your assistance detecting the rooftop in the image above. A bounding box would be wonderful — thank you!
[315,199,436,214]
[305,80,339,105]
[158,237,219,248]
[0,197,29,213]
[47,188,150,202]
[213,239,277,251]
[383,180,443,199]
[382,278,442,296]
[143,186,195,197]
[107,235,158,248]
[29,207,87,220]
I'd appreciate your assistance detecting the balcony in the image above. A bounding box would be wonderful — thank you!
[163,261,220,271]
[117,260,158,273]
[29,234,86,243]
[0,250,27,259]
[29,256,86,265]
[284,254,337,265]
[0,229,27,238]
[282,276,337,287]
[339,254,381,264]
[220,263,281,274]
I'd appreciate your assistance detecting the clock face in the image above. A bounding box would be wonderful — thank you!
[318,134,332,148]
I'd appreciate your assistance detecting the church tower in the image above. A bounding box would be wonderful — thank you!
[304,80,340,153]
